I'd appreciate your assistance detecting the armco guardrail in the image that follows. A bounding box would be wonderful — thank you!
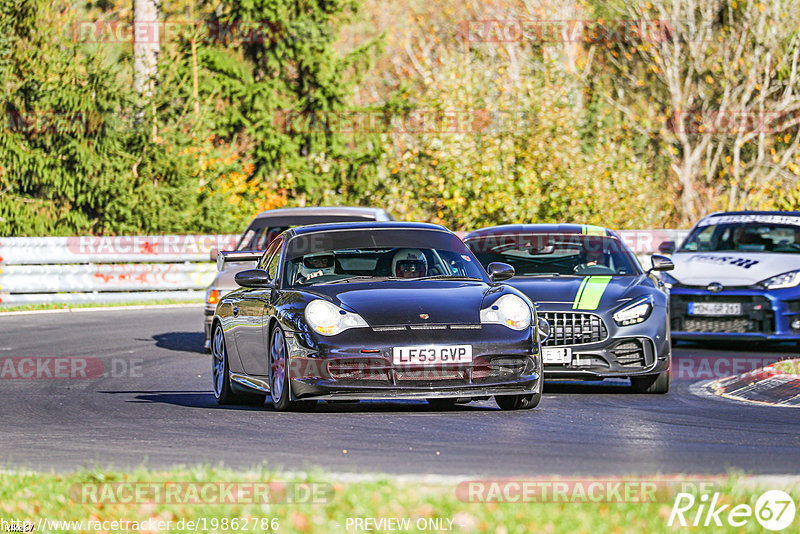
[0,230,688,306]
[0,235,237,306]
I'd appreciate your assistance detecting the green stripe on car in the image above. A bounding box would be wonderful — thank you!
[581,224,606,236]
[572,276,613,310]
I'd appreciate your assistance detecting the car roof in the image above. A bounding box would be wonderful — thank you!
[464,223,621,239]
[252,206,391,223]
[693,211,800,229]
[700,210,800,219]
[286,221,451,237]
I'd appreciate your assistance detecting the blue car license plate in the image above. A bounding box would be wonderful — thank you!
[688,302,743,316]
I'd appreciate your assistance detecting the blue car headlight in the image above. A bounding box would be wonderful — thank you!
[480,294,532,331]
[758,270,800,290]
[613,296,653,326]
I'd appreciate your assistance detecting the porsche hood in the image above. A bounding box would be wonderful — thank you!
[668,252,797,286]
[307,281,509,325]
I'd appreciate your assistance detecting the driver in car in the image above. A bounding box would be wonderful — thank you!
[574,247,608,272]
[298,253,336,282]
[392,249,428,278]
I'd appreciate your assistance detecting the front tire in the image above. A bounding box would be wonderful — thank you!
[212,323,265,405]
[495,357,543,410]
[269,325,317,412]
[631,370,670,394]
[495,393,538,410]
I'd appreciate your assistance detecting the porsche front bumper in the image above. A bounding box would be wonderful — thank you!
[283,325,541,400]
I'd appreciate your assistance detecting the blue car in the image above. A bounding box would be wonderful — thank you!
[658,211,800,343]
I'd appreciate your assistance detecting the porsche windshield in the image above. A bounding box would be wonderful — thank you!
[679,221,800,254]
[284,229,487,286]
[465,233,640,276]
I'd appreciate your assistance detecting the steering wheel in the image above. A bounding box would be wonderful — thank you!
[572,264,616,275]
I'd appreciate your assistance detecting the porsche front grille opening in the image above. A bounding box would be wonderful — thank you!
[395,369,466,381]
[472,356,528,379]
[539,312,608,346]
[327,359,388,380]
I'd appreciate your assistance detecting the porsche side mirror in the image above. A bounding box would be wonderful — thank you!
[536,317,551,344]
[658,240,676,254]
[649,254,675,273]
[234,269,275,288]
[488,262,515,282]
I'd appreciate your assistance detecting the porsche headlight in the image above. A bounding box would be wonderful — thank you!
[759,270,800,290]
[613,296,653,326]
[305,299,369,336]
[480,294,532,331]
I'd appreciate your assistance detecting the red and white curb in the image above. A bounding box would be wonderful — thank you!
[708,361,800,407]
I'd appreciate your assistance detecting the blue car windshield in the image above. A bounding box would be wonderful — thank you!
[679,222,800,254]
[464,233,641,276]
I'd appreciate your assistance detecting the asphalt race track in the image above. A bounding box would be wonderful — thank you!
[1,306,798,476]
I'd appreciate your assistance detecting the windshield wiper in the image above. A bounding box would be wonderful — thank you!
[316,276,397,285]
[412,275,483,281]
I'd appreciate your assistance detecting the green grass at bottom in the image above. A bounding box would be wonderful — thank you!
[1,467,797,533]
[774,359,800,375]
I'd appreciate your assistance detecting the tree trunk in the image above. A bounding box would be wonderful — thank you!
[133,0,159,137]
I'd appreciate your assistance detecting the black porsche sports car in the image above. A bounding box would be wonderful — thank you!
[211,221,545,411]
[464,224,674,393]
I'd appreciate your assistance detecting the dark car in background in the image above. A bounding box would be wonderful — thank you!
[211,222,544,411]
[204,207,393,349]
[464,224,674,393]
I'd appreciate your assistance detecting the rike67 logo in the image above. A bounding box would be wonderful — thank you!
[669,490,796,531]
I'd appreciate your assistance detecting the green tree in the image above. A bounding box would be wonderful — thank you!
[204,0,382,207]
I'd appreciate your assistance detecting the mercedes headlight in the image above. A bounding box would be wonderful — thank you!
[759,270,800,290]
[305,299,369,336]
[480,294,532,330]
[613,296,653,326]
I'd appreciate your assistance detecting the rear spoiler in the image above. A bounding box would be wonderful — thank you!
[216,250,263,271]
